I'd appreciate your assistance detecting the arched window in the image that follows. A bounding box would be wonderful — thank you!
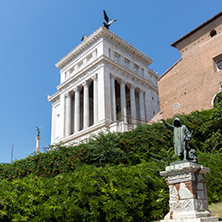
[210,30,217,37]
[211,90,222,106]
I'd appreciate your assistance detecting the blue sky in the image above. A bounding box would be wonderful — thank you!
[0,0,221,163]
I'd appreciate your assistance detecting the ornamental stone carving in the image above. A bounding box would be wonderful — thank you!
[180,199,194,211]
[169,185,178,201]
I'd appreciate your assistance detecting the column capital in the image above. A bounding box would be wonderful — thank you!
[82,80,90,87]
[138,88,145,94]
[110,73,116,79]
[74,86,80,92]
[119,79,127,86]
[65,91,72,98]
[129,84,136,90]
[91,73,97,80]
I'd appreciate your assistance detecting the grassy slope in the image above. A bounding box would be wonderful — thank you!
[209,202,222,218]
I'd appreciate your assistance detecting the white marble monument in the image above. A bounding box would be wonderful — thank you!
[48,26,159,145]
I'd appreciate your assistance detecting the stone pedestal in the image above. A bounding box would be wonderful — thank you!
[160,162,218,222]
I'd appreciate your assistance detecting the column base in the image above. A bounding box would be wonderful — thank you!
[109,121,129,133]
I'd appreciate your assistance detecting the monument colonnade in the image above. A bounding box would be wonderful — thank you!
[63,72,147,137]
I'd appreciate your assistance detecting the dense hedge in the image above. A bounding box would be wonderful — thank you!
[0,163,168,221]
[0,108,214,181]
[0,92,221,221]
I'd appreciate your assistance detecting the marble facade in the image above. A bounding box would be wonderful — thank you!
[48,26,159,145]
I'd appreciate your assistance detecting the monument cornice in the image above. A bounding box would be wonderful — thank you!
[55,26,153,70]
[103,56,158,92]
[48,91,60,103]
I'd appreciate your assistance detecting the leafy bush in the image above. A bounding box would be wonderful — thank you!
[0,163,168,222]
[198,150,222,204]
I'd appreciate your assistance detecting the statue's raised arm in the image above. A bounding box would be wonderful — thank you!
[161,119,174,131]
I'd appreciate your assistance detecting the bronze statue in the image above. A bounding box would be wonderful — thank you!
[162,118,197,162]
[103,10,117,29]
[36,126,40,137]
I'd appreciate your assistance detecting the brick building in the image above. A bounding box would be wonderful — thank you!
[158,12,222,119]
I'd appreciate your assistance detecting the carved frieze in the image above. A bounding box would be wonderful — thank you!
[168,172,194,184]
[169,200,180,211]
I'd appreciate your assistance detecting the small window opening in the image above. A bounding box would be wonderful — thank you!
[210,30,217,37]
[216,59,222,70]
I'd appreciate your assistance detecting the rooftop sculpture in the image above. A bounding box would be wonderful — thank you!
[103,10,117,29]
[36,126,40,137]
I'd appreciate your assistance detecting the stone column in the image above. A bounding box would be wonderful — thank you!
[74,87,80,133]
[120,80,127,123]
[65,92,72,136]
[92,74,98,124]
[129,85,136,124]
[110,74,116,122]
[83,81,89,129]
[36,135,40,154]
[139,90,145,124]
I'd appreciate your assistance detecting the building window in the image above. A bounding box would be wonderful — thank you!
[87,53,92,63]
[78,61,83,69]
[124,58,130,68]
[210,30,217,37]
[114,52,121,63]
[211,90,222,106]
[141,68,144,77]
[216,59,222,70]
[213,54,222,72]
[133,64,139,73]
